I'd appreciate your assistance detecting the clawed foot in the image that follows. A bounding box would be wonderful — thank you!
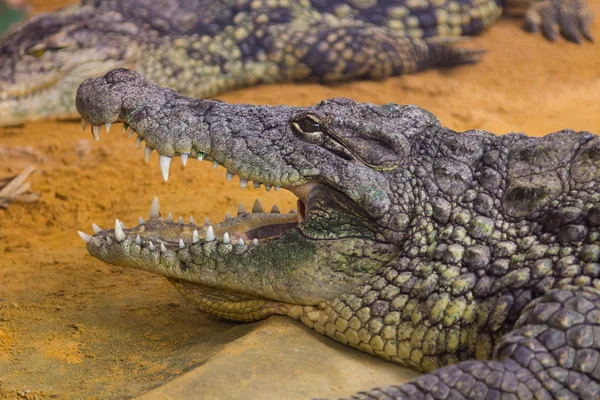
[524,0,594,43]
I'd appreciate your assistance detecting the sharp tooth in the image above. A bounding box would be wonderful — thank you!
[192,230,200,244]
[119,221,125,229]
[290,209,297,214]
[128,129,135,139]
[237,238,244,245]
[237,203,246,215]
[149,241,155,251]
[265,185,272,191]
[274,186,280,191]
[181,153,189,166]
[92,237,101,247]
[252,238,259,246]
[160,242,168,253]
[159,155,172,182]
[179,239,185,249]
[225,212,232,221]
[92,223,101,234]
[106,237,113,245]
[206,225,215,241]
[252,199,263,213]
[178,216,184,225]
[135,235,141,245]
[138,216,144,224]
[167,212,173,221]
[105,122,112,133]
[144,146,153,162]
[204,217,210,226]
[115,219,126,242]
[213,160,219,168]
[136,136,143,148]
[197,152,205,161]
[223,232,230,244]
[91,125,101,141]
[226,171,234,181]
[189,215,195,224]
[150,197,160,218]
[240,178,248,189]
[122,122,129,134]
[271,204,280,213]
[81,118,88,131]
[253,182,261,190]
[77,231,93,243]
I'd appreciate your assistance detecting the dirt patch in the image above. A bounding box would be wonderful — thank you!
[0,1,599,399]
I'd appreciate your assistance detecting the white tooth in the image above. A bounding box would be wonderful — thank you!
[181,153,189,166]
[271,204,280,213]
[253,182,261,190]
[138,216,144,225]
[240,178,248,189]
[167,212,173,221]
[237,238,245,245]
[238,203,246,215]
[115,219,126,242]
[225,212,231,221]
[77,231,93,243]
[213,160,219,168]
[160,242,168,253]
[92,223,101,234]
[91,125,101,141]
[92,237,101,247]
[252,238,259,246]
[119,221,125,229]
[189,215,195,224]
[122,123,129,134]
[222,232,230,244]
[197,152,205,161]
[150,197,160,218]
[178,216,184,224]
[149,241,155,251]
[106,237,113,245]
[128,129,135,139]
[274,186,280,191]
[105,122,112,133]
[265,185,272,191]
[290,209,297,214]
[206,225,215,241]
[204,217,210,226]
[135,235,141,245]
[252,199,263,213]
[192,230,200,244]
[81,118,88,131]
[226,171,234,181]
[159,155,172,182]
[136,136,143,148]
[179,239,185,249]
[144,146,153,162]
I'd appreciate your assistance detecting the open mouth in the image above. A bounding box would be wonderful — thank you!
[77,121,315,255]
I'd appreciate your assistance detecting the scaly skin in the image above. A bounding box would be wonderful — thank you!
[0,0,594,126]
[75,68,600,399]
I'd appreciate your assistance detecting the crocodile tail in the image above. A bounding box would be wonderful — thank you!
[425,37,487,68]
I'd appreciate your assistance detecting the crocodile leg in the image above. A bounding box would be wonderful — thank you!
[278,25,485,83]
[343,286,600,399]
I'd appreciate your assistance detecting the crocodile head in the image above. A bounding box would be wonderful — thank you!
[0,4,139,126]
[75,68,439,321]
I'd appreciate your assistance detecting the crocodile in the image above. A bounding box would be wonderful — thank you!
[0,0,594,127]
[75,68,600,399]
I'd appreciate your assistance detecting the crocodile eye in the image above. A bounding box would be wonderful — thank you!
[291,114,326,143]
[297,118,321,133]
[27,45,46,58]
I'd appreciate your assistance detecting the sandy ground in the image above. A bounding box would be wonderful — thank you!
[0,1,599,399]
